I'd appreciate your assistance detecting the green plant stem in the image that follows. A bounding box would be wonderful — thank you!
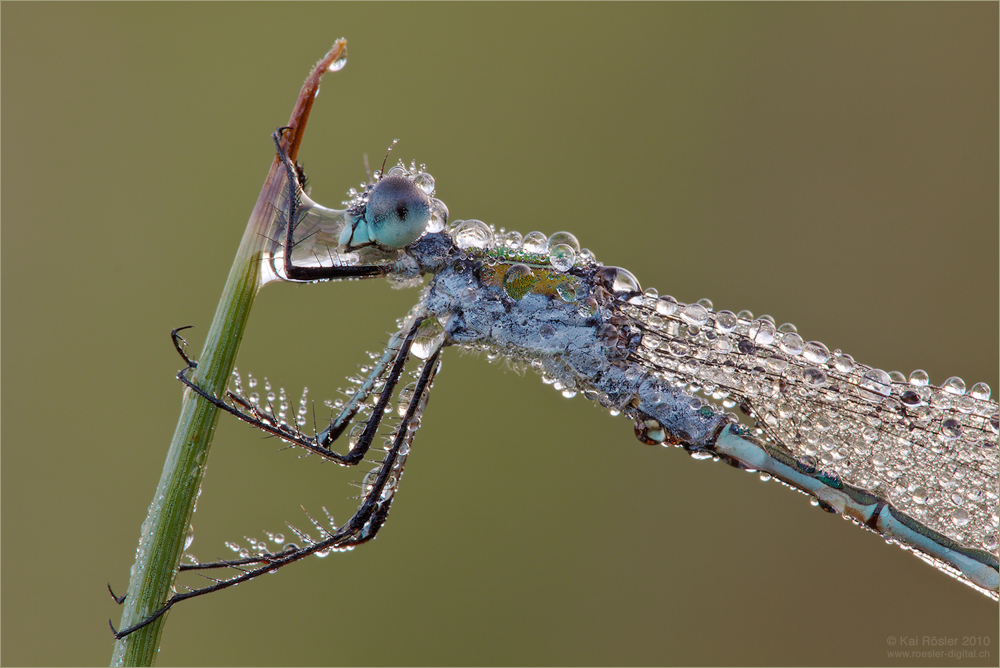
[111,41,347,667]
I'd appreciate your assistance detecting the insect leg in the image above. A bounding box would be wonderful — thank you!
[172,316,427,465]
[112,348,442,640]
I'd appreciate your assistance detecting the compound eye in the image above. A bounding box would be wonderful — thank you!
[366,174,432,248]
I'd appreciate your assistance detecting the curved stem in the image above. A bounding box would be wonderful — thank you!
[110,40,347,667]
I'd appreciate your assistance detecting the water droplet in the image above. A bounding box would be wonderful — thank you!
[361,468,381,495]
[452,220,493,249]
[909,369,930,387]
[502,230,523,248]
[833,353,855,373]
[655,296,679,316]
[555,281,578,302]
[803,367,828,388]
[521,231,548,253]
[411,318,445,359]
[970,382,991,400]
[942,376,966,395]
[779,332,804,355]
[801,341,831,364]
[348,424,365,451]
[681,303,709,326]
[503,263,535,300]
[397,383,417,417]
[427,198,448,233]
[641,333,661,349]
[413,171,435,195]
[609,267,640,294]
[911,487,928,504]
[950,508,970,527]
[715,310,737,333]
[327,49,348,72]
[940,418,962,440]
[546,231,580,253]
[749,319,776,346]
[859,368,892,397]
[548,243,577,272]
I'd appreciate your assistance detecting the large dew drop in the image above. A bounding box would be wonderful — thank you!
[942,376,967,396]
[609,267,640,294]
[413,172,435,195]
[970,382,992,400]
[546,231,581,253]
[548,243,577,272]
[328,49,348,72]
[521,231,548,253]
[452,220,493,250]
[681,303,709,327]
[950,508,971,527]
[655,296,679,316]
[802,341,831,364]
[779,332,804,355]
[860,368,892,398]
[502,263,535,300]
[427,199,448,233]
[411,318,445,359]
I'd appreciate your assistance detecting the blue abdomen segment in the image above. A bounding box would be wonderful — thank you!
[711,426,1000,597]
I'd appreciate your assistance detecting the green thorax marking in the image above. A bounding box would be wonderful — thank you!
[474,257,580,302]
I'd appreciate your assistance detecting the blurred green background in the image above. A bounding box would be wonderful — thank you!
[2,3,997,666]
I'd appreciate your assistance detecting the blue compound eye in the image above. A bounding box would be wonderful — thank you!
[365,174,432,248]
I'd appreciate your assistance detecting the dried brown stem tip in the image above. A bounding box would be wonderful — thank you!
[281,38,348,162]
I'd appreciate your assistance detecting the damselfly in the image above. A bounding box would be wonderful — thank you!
[113,125,999,639]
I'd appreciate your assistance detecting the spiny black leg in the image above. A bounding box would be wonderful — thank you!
[171,326,196,370]
[113,349,442,640]
[270,129,390,282]
[170,318,424,466]
[338,348,439,538]
[108,583,127,605]
[339,496,394,549]
[319,320,425,464]
[111,597,177,639]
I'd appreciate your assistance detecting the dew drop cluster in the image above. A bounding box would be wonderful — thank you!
[620,292,998,553]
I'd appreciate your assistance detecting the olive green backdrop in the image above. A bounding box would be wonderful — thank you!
[2,3,997,666]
